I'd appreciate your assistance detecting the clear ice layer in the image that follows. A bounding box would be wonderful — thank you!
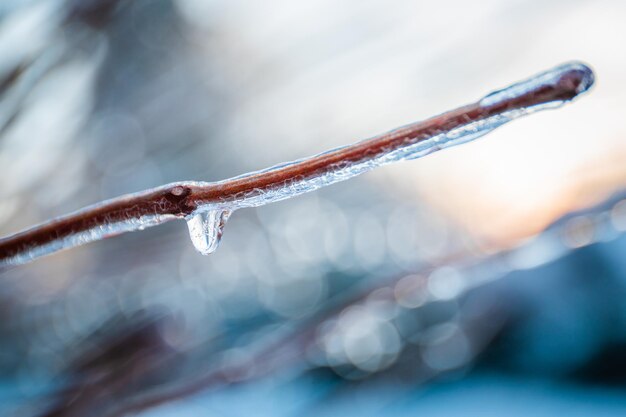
[183,63,594,255]
[0,62,595,265]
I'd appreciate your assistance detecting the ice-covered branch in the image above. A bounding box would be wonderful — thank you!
[0,62,594,267]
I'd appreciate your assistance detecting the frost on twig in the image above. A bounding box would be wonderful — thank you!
[0,62,594,267]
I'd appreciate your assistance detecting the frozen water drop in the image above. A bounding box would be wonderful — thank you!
[186,210,232,255]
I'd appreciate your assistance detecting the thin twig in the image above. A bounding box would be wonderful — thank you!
[0,62,594,267]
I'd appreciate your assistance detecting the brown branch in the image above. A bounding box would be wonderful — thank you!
[0,62,594,267]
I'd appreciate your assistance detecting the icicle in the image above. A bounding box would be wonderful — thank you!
[186,210,232,255]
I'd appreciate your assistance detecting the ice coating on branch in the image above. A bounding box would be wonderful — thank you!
[480,61,594,108]
[1,214,175,267]
[191,67,594,206]
[193,111,526,220]
[181,62,594,256]
[0,62,595,264]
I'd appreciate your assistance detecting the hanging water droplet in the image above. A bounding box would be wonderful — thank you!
[186,210,232,255]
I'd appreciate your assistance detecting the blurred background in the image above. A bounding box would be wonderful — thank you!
[0,0,625,415]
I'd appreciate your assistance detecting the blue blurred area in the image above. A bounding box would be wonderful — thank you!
[144,375,626,417]
[139,224,626,416]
